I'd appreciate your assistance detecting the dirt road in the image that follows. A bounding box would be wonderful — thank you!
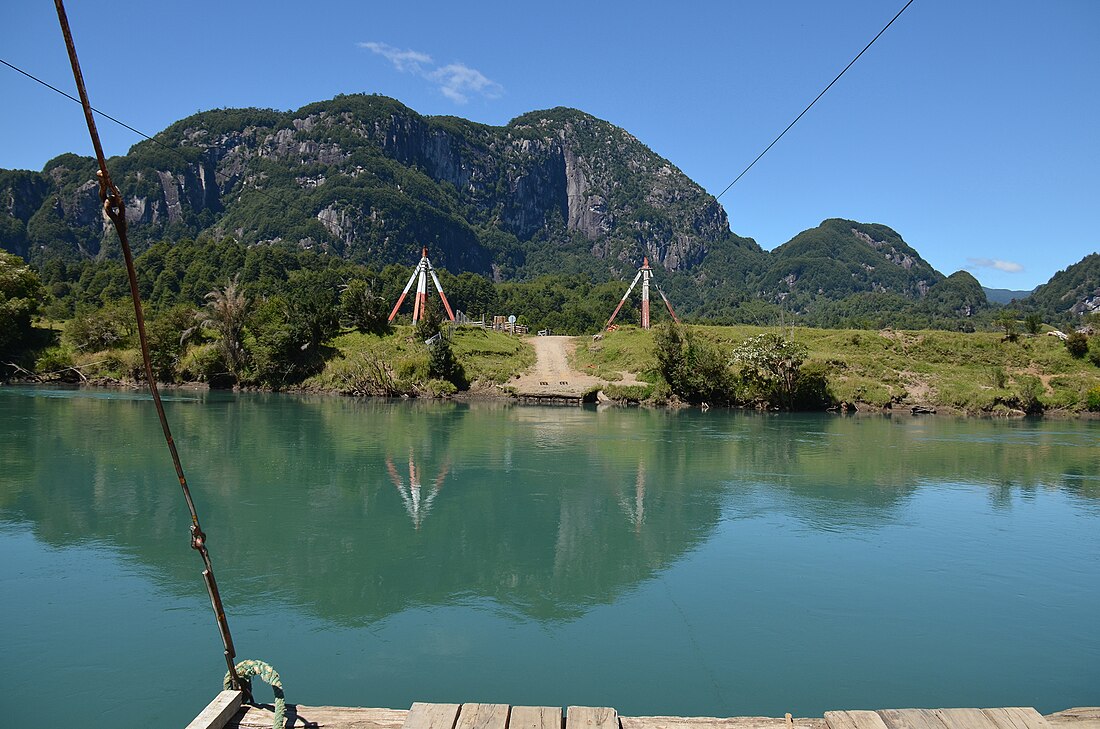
[511,336,640,397]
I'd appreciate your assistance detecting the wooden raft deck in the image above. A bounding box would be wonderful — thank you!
[186,696,1100,729]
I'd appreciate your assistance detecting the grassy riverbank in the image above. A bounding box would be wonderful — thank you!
[577,325,1100,414]
[13,317,1100,414]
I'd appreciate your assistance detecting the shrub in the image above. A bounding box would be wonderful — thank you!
[654,322,736,405]
[1014,374,1045,414]
[423,379,458,397]
[34,346,75,379]
[340,279,390,335]
[987,365,1007,389]
[1024,313,1042,335]
[1065,331,1089,358]
[732,332,809,409]
[1086,386,1100,411]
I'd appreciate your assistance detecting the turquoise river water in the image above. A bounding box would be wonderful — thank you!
[0,386,1097,727]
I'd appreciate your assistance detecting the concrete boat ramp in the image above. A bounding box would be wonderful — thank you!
[189,697,1099,729]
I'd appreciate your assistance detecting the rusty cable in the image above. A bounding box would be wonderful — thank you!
[52,0,245,695]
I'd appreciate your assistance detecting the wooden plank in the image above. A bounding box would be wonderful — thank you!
[511,706,563,729]
[456,704,511,729]
[232,704,408,728]
[404,703,463,729]
[934,709,1001,729]
[983,709,1053,729]
[622,717,826,729]
[187,690,243,729]
[878,709,950,729]
[826,711,891,729]
[1045,709,1100,729]
[568,707,619,729]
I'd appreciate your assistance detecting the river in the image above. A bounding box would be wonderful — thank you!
[0,386,1097,727]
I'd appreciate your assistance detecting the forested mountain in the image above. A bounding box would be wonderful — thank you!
[0,93,1033,327]
[0,96,752,280]
[1017,253,1100,323]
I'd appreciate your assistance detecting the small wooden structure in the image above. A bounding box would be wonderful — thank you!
[188,695,1099,729]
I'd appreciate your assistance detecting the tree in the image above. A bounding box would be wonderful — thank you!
[191,276,250,379]
[653,322,735,404]
[0,251,46,358]
[996,309,1019,342]
[1065,331,1089,359]
[340,278,390,335]
[731,332,810,409]
[1024,313,1043,335]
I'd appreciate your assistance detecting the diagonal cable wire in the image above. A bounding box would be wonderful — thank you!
[713,0,915,201]
[2,57,166,146]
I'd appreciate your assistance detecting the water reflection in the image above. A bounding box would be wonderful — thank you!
[1,387,1097,629]
[386,450,450,530]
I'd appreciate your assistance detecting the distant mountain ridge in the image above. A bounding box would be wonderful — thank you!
[0,93,1092,326]
[982,287,1034,305]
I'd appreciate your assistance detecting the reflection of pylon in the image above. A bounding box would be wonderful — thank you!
[388,247,456,324]
[618,461,646,534]
[605,257,679,330]
[386,450,450,530]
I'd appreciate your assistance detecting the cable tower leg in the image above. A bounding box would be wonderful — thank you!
[388,267,420,322]
[428,266,456,321]
[606,271,642,329]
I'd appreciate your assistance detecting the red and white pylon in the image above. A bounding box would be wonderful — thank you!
[388,247,456,324]
[605,257,679,330]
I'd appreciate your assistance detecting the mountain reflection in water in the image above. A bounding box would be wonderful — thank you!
[1,387,1098,726]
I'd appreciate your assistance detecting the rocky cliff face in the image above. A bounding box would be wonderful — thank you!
[0,96,743,279]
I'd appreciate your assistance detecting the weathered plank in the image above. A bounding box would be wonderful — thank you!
[568,706,619,729]
[231,704,408,728]
[187,690,244,729]
[826,711,892,729]
[404,703,463,729]
[1045,709,1100,729]
[982,708,1052,729]
[878,709,951,729]
[455,704,511,729]
[933,709,1001,729]
[511,706,564,729]
[622,717,826,729]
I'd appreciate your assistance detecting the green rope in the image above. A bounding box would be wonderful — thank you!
[224,659,285,729]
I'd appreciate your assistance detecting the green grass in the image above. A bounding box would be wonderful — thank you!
[308,325,534,394]
[449,326,535,384]
[575,325,1100,413]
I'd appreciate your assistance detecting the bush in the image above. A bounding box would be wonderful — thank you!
[731,332,810,409]
[653,322,736,405]
[0,251,46,357]
[65,301,133,352]
[1065,331,1089,358]
[179,342,224,383]
[1014,374,1045,414]
[1089,343,1100,368]
[423,378,458,397]
[340,279,390,335]
[1086,386,1100,412]
[1024,313,1042,335]
[987,365,1007,389]
[34,346,75,379]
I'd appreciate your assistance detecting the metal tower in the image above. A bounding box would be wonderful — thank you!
[388,247,456,324]
[605,257,680,330]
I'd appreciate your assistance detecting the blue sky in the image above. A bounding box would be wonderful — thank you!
[2,0,1097,290]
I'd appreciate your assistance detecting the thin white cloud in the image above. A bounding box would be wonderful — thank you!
[967,257,1024,273]
[359,42,503,104]
[429,63,503,104]
[358,42,433,74]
